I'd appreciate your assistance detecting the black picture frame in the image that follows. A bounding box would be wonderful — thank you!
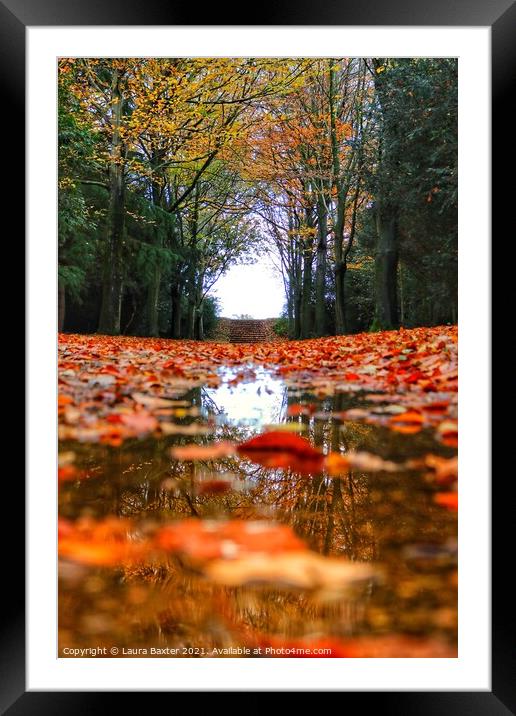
[5,0,506,709]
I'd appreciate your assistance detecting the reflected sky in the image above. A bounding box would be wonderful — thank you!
[204,369,286,428]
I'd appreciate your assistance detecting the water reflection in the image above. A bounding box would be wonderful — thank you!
[59,369,457,656]
[204,368,287,428]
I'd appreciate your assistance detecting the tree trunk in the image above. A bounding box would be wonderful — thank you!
[186,302,195,339]
[293,280,302,339]
[328,60,348,336]
[58,280,65,332]
[399,262,405,326]
[147,258,161,337]
[333,194,347,335]
[146,177,163,337]
[374,205,399,329]
[372,59,400,332]
[314,197,328,337]
[332,194,348,334]
[197,303,204,341]
[171,281,182,338]
[339,181,361,334]
[334,260,347,334]
[287,279,294,337]
[195,277,204,340]
[300,243,313,338]
[98,69,125,335]
[185,274,196,339]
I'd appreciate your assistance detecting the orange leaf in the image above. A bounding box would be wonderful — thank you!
[437,420,458,447]
[425,455,458,484]
[156,519,306,561]
[325,452,351,475]
[58,517,149,566]
[434,492,458,510]
[389,410,425,433]
[170,442,235,461]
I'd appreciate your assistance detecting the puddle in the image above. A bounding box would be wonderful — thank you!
[59,367,457,657]
[204,368,287,429]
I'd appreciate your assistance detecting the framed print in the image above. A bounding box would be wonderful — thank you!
[3,0,508,708]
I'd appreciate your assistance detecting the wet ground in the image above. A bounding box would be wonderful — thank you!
[59,367,457,658]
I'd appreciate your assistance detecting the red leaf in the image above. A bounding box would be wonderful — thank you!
[237,431,324,474]
[287,403,315,417]
[237,431,322,459]
[434,492,458,511]
[161,360,186,375]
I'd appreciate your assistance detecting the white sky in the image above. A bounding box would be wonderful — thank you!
[212,256,285,318]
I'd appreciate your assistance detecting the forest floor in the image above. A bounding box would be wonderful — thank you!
[58,326,458,658]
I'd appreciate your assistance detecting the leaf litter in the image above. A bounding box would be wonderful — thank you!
[58,326,458,657]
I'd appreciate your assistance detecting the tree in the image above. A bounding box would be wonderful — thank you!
[60,57,310,336]
[58,57,457,339]
[367,58,457,330]
[58,66,99,330]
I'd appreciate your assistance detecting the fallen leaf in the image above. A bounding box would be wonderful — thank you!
[237,431,325,474]
[437,420,458,447]
[389,410,425,434]
[205,551,376,590]
[131,392,181,409]
[155,519,307,561]
[120,412,158,434]
[424,455,458,484]
[434,492,458,511]
[58,517,149,566]
[170,442,236,461]
[58,465,77,482]
[238,431,322,459]
[287,403,316,417]
[325,452,351,475]
[326,451,400,474]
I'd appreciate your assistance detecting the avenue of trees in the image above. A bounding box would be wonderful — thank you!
[58,57,457,339]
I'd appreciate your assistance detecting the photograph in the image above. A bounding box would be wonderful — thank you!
[57,56,459,660]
